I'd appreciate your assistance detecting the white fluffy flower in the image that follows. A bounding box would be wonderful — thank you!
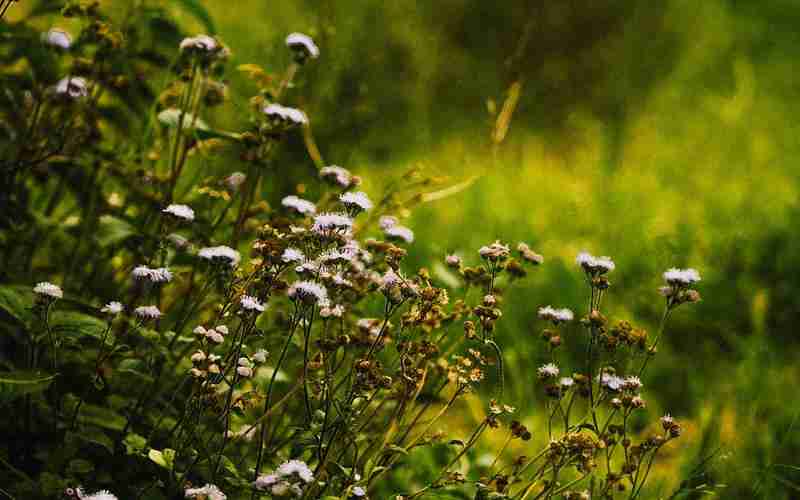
[339,191,372,213]
[559,377,575,388]
[352,486,367,497]
[285,32,320,59]
[54,76,89,98]
[263,104,308,126]
[198,245,241,268]
[237,365,253,378]
[132,265,173,283]
[241,295,265,312]
[253,349,269,363]
[384,225,414,244]
[77,489,119,500]
[311,212,353,235]
[537,363,559,379]
[101,301,123,315]
[576,251,615,274]
[180,34,218,53]
[320,165,353,187]
[163,204,195,221]
[276,459,314,483]
[288,280,328,305]
[34,282,63,299]
[43,28,72,49]
[134,305,162,320]
[479,241,510,260]
[185,483,226,500]
[599,373,624,391]
[281,195,317,216]
[281,247,305,263]
[663,268,701,285]
[537,306,574,323]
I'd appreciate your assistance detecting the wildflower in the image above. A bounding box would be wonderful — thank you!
[101,301,123,315]
[537,306,574,324]
[43,28,71,49]
[281,195,316,216]
[660,414,674,430]
[445,254,462,268]
[198,245,241,268]
[255,459,314,496]
[162,204,195,222]
[379,215,398,230]
[263,103,308,126]
[517,242,544,264]
[285,32,320,61]
[311,212,353,235]
[622,376,643,392]
[630,396,646,409]
[253,349,269,363]
[185,483,226,500]
[277,460,314,483]
[180,34,219,54]
[599,372,623,391]
[288,280,328,305]
[241,295,265,312]
[576,251,615,274]
[537,363,559,379]
[479,241,510,261]
[237,358,253,378]
[339,191,373,214]
[320,304,345,318]
[134,305,162,321]
[663,268,701,286]
[191,351,206,363]
[224,172,246,190]
[54,76,89,99]
[380,268,403,291]
[34,282,63,299]
[75,489,119,500]
[320,165,353,187]
[205,328,224,344]
[352,486,367,497]
[559,377,575,389]
[216,325,229,335]
[384,224,414,244]
[132,265,173,283]
[281,247,305,263]
[167,233,190,250]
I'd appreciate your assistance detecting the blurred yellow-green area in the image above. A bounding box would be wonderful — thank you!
[10,0,800,497]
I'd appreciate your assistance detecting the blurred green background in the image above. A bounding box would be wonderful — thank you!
[11,0,800,497]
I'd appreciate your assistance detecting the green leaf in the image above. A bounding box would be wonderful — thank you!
[39,472,67,496]
[75,403,127,432]
[96,215,137,248]
[148,448,176,470]
[172,0,216,34]
[73,428,114,455]
[68,458,95,475]
[115,359,155,384]
[50,311,107,340]
[0,285,33,325]
[124,433,148,455]
[0,371,55,405]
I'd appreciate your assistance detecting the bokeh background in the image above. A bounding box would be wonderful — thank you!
[9,0,800,497]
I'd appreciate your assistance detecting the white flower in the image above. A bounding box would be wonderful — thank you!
[263,103,308,126]
[134,305,162,320]
[537,363,559,379]
[379,215,398,230]
[163,204,195,221]
[191,351,206,363]
[660,414,674,428]
[380,268,402,291]
[320,304,345,318]
[576,251,615,274]
[537,306,574,323]
[198,245,241,268]
[352,486,367,497]
[43,28,72,49]
[339,191,372,213]
[311,212,353,235]
[54,76,89,98]
[77,489,119,500]
[276,459,314,483]
[241,295,265,312]
[288,281,328,305]
[445,254,462,267]
[132,265,173,283]
[281,195,317,216]
[384,225,414,244]
[224,172,246,190]
[320,165,353,187]
[281,247,305,263]
[206,329,224,344]
[185,483,226,500]
[101,301,123,315]
[253,349,269,363]
[663,268,701,286]
[254,473,280,490]
[216,325,228,335]
[285,32,320,59]
[479,241,510,261]
[180,34,218,53]
[622,376,643,391]
[599,372,623,391]
[237,366,253,378]
[559,377,575,388]
[34,282,63,299]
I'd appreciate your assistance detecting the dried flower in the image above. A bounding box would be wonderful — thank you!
[479,241,510,261]
[162,204,195,221]
[34,282,63,299]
